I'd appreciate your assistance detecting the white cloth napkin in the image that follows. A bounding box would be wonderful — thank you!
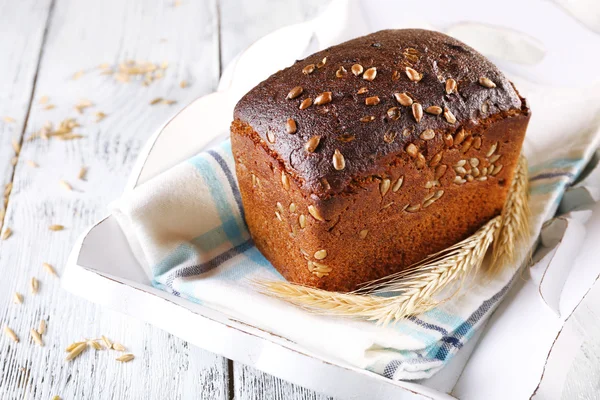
[112,79,600,380]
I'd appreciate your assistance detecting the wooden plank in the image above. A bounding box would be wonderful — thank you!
[0,0,53,227]
[219,1,342,398]
[0,0,228,399]
[560,282,600,399]
[218,0,328,68]
[234,363,335,400]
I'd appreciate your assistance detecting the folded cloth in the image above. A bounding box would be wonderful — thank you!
[112,81,600,380]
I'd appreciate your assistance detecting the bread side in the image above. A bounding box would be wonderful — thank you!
[232,111,529,291]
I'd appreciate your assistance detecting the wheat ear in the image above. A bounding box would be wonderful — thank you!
[256,216,500,326]
[489,155,530,276]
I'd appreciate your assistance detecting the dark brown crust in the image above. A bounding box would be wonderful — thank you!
[234,29,526,197]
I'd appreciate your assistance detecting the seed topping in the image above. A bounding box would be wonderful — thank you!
[425,106,442,115]
[360,115,375,123]
[317,57,327,68]
[479,77,496,88]
[335,66,347,78]
[314,250,327,260]
[406,143,418,158]
[420,129,435,140]
[380,179,391,196]
[314,92,332,106]
[365,96,380,106]
[337,134,355,142]
[405,67,422,82]
[287,86,303,99]
[430,152,443,167]
[357,87,368,94]
[444,134,453,147]
[286,118,297,134]
[304,136,321,153]
[302,64,315,75]
[412,103,423,122]
[454,128,466,145]
[281,172,290,190]
[392,176,404,192]
[332,149,345,170]
[308,205,324,221]
[435,165,447,179]
[351,64,364,76]
[363,67,377,81]
[383,130,397,144]
[386,107,401,121]
[299,214,306,228]
[446,78,457,94]
[296,98,313,112]
[487,142,498,157]
[394,92,413,106]
[443,107,456,124]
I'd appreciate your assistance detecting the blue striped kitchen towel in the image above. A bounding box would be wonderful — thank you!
[112,81,600,380]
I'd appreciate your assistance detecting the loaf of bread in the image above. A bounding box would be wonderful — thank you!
[231,29,530,292]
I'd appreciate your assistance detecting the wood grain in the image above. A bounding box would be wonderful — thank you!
[219,0,328,68]
[234,363,334,400]
[0,0,54,228]
[0,0,227,399]
[1,0,599,398]
[561,281,600,399]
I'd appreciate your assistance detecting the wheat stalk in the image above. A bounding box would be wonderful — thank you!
[489,155,530,275]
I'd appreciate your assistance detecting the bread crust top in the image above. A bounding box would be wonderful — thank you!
[234,29,526,196]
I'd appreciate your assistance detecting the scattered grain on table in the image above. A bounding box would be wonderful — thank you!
[30,277,39,294]
[38,319,46,335]
[30,329,44,346]
[94,112,106,122]
[1,227,12,240]
[112,342,126,351]
[43,262,58,277]
[59,180,72,191]
[74,99,93,114]
[78,166,87,180]
[65,342,87,361]
[3,326,19,343]
[11,139,21,154]
[116,353,135,362]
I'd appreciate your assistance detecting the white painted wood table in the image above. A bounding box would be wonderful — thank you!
[0,1,598,399]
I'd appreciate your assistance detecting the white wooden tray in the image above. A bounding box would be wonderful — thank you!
[63,1,600,398]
